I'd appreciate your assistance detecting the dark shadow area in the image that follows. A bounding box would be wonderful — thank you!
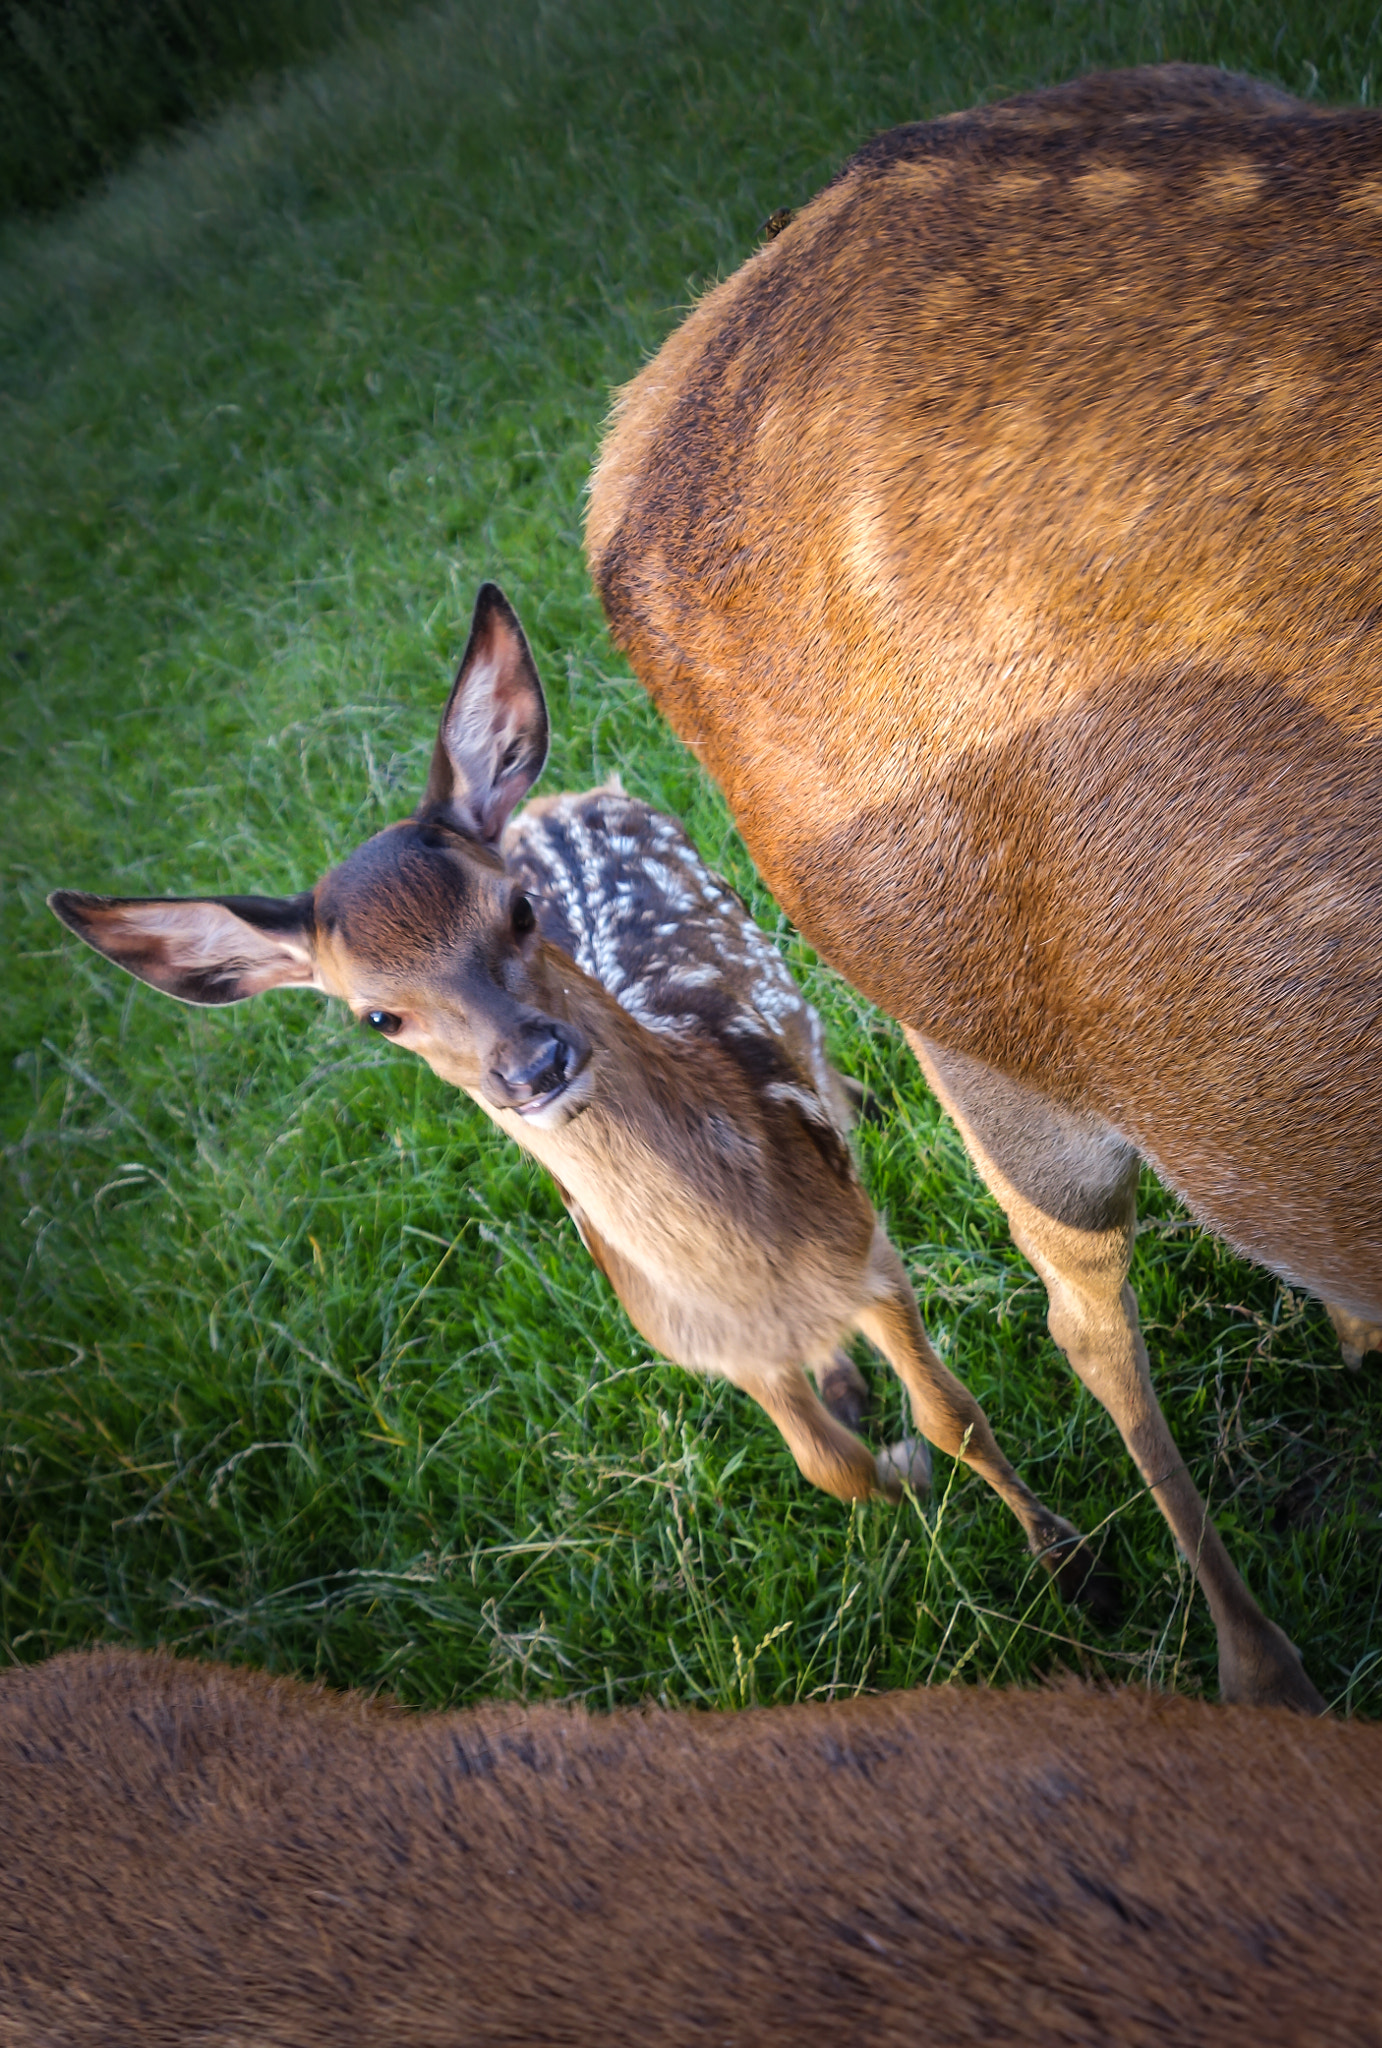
[0,0,413,217]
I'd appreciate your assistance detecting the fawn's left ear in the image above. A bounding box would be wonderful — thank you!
[421,583,549,842]
[47,889,320,1005]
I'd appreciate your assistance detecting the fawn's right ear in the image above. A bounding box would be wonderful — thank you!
[421,582,549,842]
[47,890,320,1006]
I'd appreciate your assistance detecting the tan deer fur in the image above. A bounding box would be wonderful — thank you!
[49,586,1123,1597]
[585,63,1382,1712]
[3,1647,1382,2046]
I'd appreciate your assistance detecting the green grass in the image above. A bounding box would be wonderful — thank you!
[3,0,1381,1716]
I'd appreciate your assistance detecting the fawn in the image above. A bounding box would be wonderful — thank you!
[51,584,1107,1598]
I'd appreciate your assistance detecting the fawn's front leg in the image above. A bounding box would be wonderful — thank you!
[855,1228,1118,1621]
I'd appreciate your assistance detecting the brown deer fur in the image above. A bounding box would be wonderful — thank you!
[585,63,1382,1713]
[52,587,1126,1586]
[3,1647,1382,2047]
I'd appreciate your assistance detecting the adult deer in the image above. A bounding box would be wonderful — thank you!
[4,1647,1382,2046]
[586,63,1382,1714]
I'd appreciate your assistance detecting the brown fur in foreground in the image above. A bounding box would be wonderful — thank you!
[3,1648,1382,2047]
[587,64,1382,1712]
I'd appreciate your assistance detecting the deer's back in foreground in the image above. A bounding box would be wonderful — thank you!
[3,1647,1382,2048]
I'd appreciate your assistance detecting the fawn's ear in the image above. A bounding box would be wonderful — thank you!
[47,890,319,1006]
[422,583,549,842]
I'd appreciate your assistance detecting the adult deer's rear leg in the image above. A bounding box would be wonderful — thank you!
[909,1032,1325,1714]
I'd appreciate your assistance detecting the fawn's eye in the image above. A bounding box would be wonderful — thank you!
[366,1010,402,1035]
[511,892,536,937]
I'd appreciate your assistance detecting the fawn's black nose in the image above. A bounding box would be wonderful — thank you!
[482,1027,586,1111]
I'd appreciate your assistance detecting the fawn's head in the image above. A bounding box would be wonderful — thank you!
[50,585,595,1128]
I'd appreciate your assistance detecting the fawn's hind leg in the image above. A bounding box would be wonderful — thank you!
[811,1348,869,1429]
[854,1228,1118,1620]
[730,1360,922,1502]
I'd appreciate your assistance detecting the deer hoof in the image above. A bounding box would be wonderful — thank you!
[876,1436,932,1500]
[1219,1619,1328,1715]
[1044,1532,1123,1629]
[1323,1300,1382,1371]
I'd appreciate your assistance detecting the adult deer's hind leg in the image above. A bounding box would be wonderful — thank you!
[908,1031,1325,1714]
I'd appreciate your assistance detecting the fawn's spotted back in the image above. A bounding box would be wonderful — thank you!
[505,785,851,1155]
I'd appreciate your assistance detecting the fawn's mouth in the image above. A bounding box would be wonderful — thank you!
[513,1046,592,1124]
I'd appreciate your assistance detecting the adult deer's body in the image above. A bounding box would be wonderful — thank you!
[587,64,1382,1712]
[4,1648,1382,2047]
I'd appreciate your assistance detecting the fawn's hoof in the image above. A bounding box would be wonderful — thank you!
[1039,1520,1123,1628]
[875,1436,932,1500]
[1324,1300,1382,1370]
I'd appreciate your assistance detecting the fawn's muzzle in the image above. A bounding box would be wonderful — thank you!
[482,1026,589,1114]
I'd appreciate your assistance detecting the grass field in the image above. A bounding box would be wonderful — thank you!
[0,0,416,217]
[4,0,1381,1716]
